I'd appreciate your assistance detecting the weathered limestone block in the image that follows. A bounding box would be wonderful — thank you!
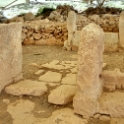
[48,85,77,105]
[102,70,117,91]
[99,91,124,117]
[102,68,124,91]
[119,11,124,48]
[73,91,99,118]
[0,23,22,93]
[5,80,47,96]
[77,23,104,93]
[104,32,119,52]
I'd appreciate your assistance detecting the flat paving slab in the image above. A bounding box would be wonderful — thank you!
[39,71,62,83]
[5,80,47,96]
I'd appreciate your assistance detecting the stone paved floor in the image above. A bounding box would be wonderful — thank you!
[1,45,124,124]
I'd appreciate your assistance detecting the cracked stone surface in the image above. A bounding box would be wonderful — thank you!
[5,80,47,96]
[61,73,77,85]
[39,71,62,83]
[7,99,87,124]
[99,91,124,117]
[48,85,77,105]
[43,108,88,124]
[7,99,36,124]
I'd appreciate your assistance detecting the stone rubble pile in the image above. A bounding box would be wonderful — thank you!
[77,14,119,32]
[22,19,68,45]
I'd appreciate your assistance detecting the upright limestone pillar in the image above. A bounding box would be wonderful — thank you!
[0,23,22,93]
[73,23,104,118]
[119,11,124,48]
[64,11,76,50]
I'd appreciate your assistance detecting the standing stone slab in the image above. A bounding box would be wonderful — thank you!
[0,23,22,93]
[77,23,104,94]
[119,11,124,48]
[73,23,104,118]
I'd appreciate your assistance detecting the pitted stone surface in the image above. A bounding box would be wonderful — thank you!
[39,71,62,83]
[0,23,22,93]
[99,91,124,117]
[61,73,77,85]
[73,90,99,118]
[7,100,87,124]
[48,85,77,105]
[5,80,47,96]
[7,99,36,124]
[73,23,104,118]
[102,68,124,91]
[44,108,87,124]
[77,23,104,93]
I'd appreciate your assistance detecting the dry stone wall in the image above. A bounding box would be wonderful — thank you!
[77,14,119,32]
[8,11,124,52]
[22,19,68,45]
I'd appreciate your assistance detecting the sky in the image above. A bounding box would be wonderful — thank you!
[0,0,26,7]
[0,0,81,7]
